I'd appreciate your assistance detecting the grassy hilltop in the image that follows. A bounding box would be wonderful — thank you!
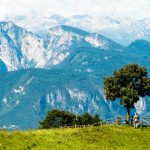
[0,126,150,150]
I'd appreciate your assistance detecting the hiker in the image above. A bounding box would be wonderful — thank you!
[116,116,121,125]
[126,113,130,124]
[133,113,139,128]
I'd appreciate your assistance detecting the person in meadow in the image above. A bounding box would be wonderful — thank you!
[133,113,139,128]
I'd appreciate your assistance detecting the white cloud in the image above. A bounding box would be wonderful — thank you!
[0,0,150,19]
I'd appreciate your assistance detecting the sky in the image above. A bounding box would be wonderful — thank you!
[0,0,150,19]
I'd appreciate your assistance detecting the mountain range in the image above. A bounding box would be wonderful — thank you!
[5,15,150,45]
[0,21,150,129]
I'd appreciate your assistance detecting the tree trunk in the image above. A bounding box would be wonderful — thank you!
[126,107,130,125]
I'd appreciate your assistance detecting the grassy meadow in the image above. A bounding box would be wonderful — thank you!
[0,125,150,150]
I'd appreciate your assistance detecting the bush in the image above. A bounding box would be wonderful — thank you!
[39,109,76,128]
[77,113,100,125]
[39,109,101,129]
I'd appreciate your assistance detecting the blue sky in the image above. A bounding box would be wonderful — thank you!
[0,0,150,19]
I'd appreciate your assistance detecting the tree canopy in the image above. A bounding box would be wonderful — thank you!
[104,64,150,124]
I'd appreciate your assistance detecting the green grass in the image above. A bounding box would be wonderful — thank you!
[0,125,150,150]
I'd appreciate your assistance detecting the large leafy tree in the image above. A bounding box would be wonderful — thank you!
[104,64,150,124]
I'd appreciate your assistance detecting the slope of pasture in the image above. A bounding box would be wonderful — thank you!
[0,126,150,150]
